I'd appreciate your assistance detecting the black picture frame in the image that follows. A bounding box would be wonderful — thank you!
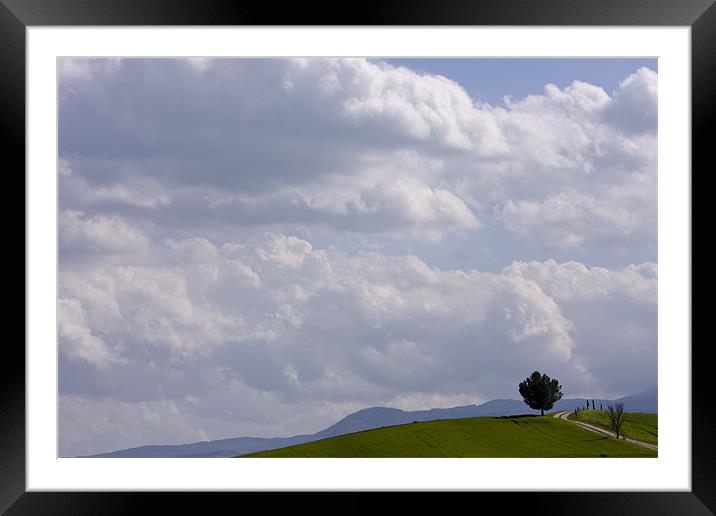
[4,0,709,513]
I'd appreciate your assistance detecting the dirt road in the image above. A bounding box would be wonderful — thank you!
[552,411,657,451]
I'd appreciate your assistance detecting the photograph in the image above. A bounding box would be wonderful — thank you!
[58,56,659,459]
[6,0,708,507]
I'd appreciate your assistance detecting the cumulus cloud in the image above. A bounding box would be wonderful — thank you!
[60,210,150,254]
[59,224,657,455]
[500,183,655,251]
[504,259,657,304]
[602,67,658,134]
[59,58,656,252]
[505,259,657,397]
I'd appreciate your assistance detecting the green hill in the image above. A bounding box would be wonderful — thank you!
[241,415,657,458]
[568,410,658,445]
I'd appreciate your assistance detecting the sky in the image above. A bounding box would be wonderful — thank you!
[58,57,658,457]
[382,58,657,107]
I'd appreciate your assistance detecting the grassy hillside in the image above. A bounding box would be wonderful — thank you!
[241,415,657,458]
[568,410,658,445]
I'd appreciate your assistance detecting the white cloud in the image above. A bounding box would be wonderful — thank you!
[503,258,657,399]
[60,210,151,254]
[602,67,658,134]
[59,58,655,252]
[486,73,656,250]
[500,185,654,251]
[59,394,209,456]
[58,298,121,368]
[60,264,238,358]
[186,57,213,74]
[504,259,657,304]
[59,58,121,82]
[323,59,507,153]
[60,163,172,209]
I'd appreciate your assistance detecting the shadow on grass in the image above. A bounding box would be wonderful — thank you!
[497,414,539,419]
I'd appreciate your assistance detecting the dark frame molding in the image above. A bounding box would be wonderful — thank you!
[5,0,709,513]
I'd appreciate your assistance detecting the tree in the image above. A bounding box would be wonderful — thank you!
[518,371,564,416]
[606,403,626,439]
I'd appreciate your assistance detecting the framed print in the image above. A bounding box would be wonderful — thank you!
[4,0,711,513]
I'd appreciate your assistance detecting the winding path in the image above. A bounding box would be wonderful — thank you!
[552,411,658,451]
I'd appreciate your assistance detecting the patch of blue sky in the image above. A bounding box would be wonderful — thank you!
[377,58,657,106]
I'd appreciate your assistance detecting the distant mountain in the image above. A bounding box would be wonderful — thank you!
[616,387,658,412]
[83,387,657,458]
[84,434,316,458]
[553,387,657,413]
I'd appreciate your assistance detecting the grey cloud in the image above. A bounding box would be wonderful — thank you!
[59,58,657,253]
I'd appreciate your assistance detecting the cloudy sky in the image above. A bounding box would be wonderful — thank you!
[58,57,658,457]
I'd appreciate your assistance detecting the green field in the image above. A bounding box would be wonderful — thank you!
[241,416,657,458]
[568,410,658,445]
